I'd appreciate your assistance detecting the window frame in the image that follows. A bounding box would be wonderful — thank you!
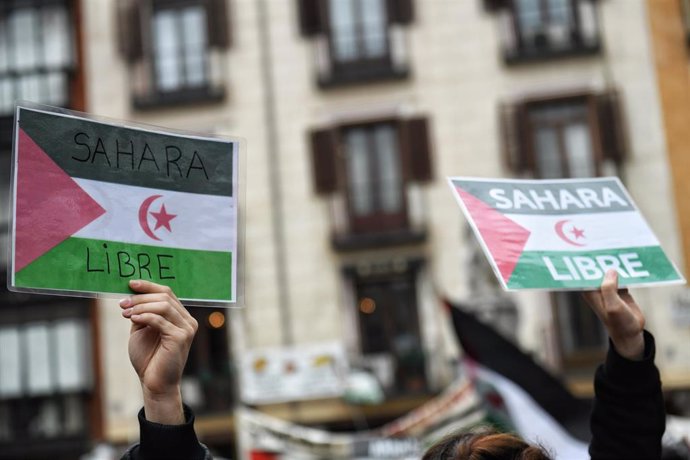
[550,291,606,371]
[119,0,229,110]
[150,0,211,96]
[338,119,409,234]
[0,299,96,458]
[516,92,611,370]
[182,307,235,415]
[498,0,601,64]
[0,0,77,116]
[522,93,603,178]
[347,259,428,396]
[321,0,396,85]
[297,0,412,88]
[510,0,580,48]
[501,90,625,370]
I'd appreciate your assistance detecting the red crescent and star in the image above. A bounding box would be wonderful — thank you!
[554,219,586,247]
[138,195,177,241]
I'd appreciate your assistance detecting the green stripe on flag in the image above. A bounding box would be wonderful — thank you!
[507,246,681,289]
[18,108,234,197]
[15,237,232,301]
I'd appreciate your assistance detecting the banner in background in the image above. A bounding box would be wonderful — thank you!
[240,342,348,404]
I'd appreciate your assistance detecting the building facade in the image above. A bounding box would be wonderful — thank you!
[1,0,689,458]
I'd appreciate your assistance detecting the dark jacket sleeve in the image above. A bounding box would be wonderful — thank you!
[589,331,665,460]
[120,405,212,460]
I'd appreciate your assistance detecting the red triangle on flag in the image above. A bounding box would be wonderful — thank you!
[456,186,531,283]
[14,128,106,273]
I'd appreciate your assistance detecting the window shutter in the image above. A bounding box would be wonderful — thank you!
[401,117,433,182]
[310,128,339,194]
[117,0,144,62]
[387,0,415,25]
[297,0,325,36]
[482,0,508,12]
[207,0,231,48]
[597,90,627,164]
[499,102,529,173]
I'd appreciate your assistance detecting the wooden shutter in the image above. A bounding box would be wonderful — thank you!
[207,0,232,48]
[310,128,339,194]
[401,117,433,182]
[297,0,325,36]
[597,90,627,164]
[387,0,415,25]
[499,102,529,174]
[482,0,508,12]
[117,0,144,62]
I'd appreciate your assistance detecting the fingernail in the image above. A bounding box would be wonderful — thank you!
[122,308,133,317]
[119,298,131,307]
[130,280,140,288]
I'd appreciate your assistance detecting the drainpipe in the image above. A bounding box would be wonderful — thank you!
[256,0,293,347]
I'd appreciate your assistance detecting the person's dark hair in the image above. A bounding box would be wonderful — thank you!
[423,427,553,460]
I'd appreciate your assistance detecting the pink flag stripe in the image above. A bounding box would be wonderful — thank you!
[456,186,531,283]
[14,128,106,272]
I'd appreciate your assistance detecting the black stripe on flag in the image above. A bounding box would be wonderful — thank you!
[447,299,592,442]
[18,107,234,197]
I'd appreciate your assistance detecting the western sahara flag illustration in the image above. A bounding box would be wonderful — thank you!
[10,107,238,303]
[448,177,685,290]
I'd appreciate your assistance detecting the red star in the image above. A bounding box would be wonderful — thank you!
[570,226,585,239]
[150,204,177,232]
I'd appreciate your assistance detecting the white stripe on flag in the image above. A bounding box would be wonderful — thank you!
[475,366,589,460]
[73,178,236,252]
[509,212,660,252]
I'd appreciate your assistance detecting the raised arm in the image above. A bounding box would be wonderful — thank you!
[119,280,210,460]
[583,270,665,460]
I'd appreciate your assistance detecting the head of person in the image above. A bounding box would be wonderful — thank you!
[422,427,553,460]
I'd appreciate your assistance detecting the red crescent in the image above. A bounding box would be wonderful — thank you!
[138,195,162,241]
[554,219,585,247]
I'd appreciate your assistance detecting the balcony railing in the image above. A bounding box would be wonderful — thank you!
[497,0,601,64]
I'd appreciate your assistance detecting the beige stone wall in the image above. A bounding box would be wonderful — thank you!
[80,0,690,441]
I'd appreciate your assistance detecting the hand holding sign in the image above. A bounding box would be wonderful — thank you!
[120,280,198,424]
[583,270,645,360]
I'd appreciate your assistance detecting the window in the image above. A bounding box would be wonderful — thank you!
[527,100,596,178]
[501,92,626,370]
[297,0,413,87]
[0,0,75,115]
[501,91,626,178]
[0,303,94,459]
[182,307,234,414]
[343,123,406,233]
[552,292,606,369]
[309,117,433,249]
[349,261,426,395]
[153,3,209,94]
[484,0,600,63]
[118,0,231,109]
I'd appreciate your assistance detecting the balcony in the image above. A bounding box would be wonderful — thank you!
[494,0,601,65]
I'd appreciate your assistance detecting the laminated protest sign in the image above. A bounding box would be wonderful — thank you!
[8,105,241,305]
[448,177,685,290]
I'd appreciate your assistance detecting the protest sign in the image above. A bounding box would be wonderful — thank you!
[448,177,685,290]
[9,105,241,304]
